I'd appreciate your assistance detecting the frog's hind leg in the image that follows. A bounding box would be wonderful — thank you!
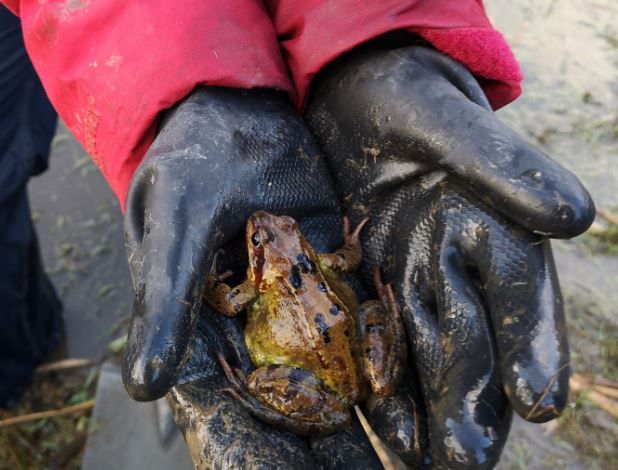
[217,354,350,436]
[359,268,407,396]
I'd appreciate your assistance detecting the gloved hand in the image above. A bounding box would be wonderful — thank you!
[123,87,385,468]
[306,42,595,468]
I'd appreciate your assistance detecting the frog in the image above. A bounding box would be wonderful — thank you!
[205,211,407,436]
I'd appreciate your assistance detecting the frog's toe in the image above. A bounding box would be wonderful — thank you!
[217,352,247,392]
[217,270,234,282]
[343,216,369,246]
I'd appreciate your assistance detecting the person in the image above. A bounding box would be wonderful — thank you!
[3,1,595,468]
[0,5,63,409]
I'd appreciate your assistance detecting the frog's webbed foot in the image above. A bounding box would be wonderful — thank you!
[318,217,369,272]
[358,268,407,396]
[217,354,351,436]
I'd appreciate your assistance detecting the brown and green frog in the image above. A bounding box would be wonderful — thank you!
[205,211,407,435]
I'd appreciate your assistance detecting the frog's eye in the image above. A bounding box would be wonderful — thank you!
[251,231,261,247]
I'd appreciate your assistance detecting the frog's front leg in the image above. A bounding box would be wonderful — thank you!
[204,272,256,316]
[318,217,369,272]
[217,354,350,436]
[359,268,407,396]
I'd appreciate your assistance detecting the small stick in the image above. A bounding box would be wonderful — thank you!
[571,373,618,399]
[355,406,399,470]
[572,373,618,389]
[36,358,95,374]
[597,209,618,226]
[587,222,609,236]
[0,400,95,428]
[48,431,88,470]
[570,376,618,418]
[594,384,618,400]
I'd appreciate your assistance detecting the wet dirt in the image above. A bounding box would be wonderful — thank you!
[28,125,131,361]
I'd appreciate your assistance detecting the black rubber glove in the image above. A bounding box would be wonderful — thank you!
[123,87,383,468]
[306,43,595,468]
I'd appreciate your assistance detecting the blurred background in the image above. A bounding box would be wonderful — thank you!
[0,0,616,468]
[488,1,618,468]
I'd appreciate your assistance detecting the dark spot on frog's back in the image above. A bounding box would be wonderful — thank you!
[329,304,340,316]
[289,265,302,289]
[296,254,317,275]
[314,313,331,344]
[289,368,312,383]
[318,282,327,293]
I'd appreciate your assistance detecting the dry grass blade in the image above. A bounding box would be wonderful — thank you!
[587,221,610,236]
[571,373,618,399]
[47,432,88,470]
[575,373,618,389]
[0,400,95,428]
[354,405,401,470]
[597,209,618,226]
[570,375,618,418]
[594,385,618,400]
[36,358,95,374]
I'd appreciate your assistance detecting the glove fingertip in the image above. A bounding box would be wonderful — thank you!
[363,393,427,466]
[122,295,197,401]
[533,187,595,239]
[122,350,181,401]
[503,363,569,424]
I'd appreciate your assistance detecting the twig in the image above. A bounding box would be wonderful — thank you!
[48,431,88,470]
[526,363,569,421]
[594,384,618,400]
[570,376,618,418]
[355,406,399,470]
[597,209,618,226]
[571,373,618,399]
[587,221,609,236]
[36,358,95,374]
[10,429,39,454]
[582,375,618,389]
[572,372,618,389]
[0,400,95,428]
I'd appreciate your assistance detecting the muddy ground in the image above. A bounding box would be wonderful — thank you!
[1,0,616,468]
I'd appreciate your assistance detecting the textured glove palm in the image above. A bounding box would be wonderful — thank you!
[306,44,595,468]
[122,87,385,468]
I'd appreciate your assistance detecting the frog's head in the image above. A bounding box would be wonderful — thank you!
[246,211,311,289]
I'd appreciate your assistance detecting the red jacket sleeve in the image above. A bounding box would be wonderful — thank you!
[2,0,17,15]
[267,0,523,111]
[5,1,292,211]
[5,1,522,211]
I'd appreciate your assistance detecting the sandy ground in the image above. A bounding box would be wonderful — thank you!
[25,0,616,467]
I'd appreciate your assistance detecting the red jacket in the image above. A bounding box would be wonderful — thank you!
[4,1,521,211]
